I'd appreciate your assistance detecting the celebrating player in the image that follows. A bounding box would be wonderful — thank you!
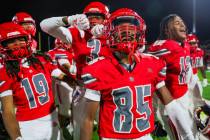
[80,8,194,140]
[0,22,64,140]
[47,38,76,137]
[147,14,200,139]
[40,1,111,77]
[40,2,112,139]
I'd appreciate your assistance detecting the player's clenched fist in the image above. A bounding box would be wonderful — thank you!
[91,24,104,37]
[67,14,90,30]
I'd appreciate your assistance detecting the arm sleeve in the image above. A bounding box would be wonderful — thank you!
[0,69,13,96]
[156,59,167,89]
[40,17,72,44]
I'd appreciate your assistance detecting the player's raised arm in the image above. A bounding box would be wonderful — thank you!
[40,14,89,44]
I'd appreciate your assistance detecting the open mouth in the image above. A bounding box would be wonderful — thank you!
[180,29,186,33]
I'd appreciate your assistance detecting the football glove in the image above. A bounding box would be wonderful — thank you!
[91,24,104,37]
[67,14,90,30]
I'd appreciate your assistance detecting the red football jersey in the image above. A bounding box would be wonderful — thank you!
[81,54,166,139]
[148,40,191,99]
[47,47,74,64]
[47,47,76,78]
[190,47,204,74]
[0,56,57,121]
[69,27,112,77]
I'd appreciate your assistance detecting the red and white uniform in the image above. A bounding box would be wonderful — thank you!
[47,47,75,116]
[190,47,204,74]
[47,46,75,76]
[47,47,74,62]
[40,18,112,77]
[81,54,166,139]
[147,40,200,140]
[68,27,111,76]
[0,56,57,121]
[148,40,191,99]
[188,45,206,112]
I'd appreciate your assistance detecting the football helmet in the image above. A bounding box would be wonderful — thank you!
[0,22,31,60]
[106,8,146,55]
[186,33,199,48]
[83,1,109,29]
[83,2,110,19]
[194,105,210,138]
[12,12,36,36]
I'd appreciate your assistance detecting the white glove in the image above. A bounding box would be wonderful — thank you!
[91,24,104,37]
[202,78,208,87]
[67,14,90,30]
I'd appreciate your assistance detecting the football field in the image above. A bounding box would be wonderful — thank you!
[198,70,210,100]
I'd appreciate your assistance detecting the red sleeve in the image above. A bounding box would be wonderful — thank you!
[81,66,102,91]
[0,67,13,93]
[81,60,110,91]
[68,27,81,43]
[147,40,172,60]
[155,58,166,89]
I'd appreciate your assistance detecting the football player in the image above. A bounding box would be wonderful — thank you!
[147,14,200,140]
[187,33,207,89]
[80,8,194,140]
[40,1,111,77]
[0,22,65,140]
[40,1,111,139]
[12,12,38,53]
[47,38,76,138]
[186,33,208,106]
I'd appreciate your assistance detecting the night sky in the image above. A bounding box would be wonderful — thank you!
[1,0,210,49]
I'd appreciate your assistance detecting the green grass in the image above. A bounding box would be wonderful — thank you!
[198,70,210,100]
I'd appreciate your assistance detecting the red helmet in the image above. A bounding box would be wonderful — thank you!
[83,2,110,19]
[0,22,31,60]
[194,106,210,139]
[54,38,71,50]
[12,12,36,36]
[106,8,146,54]
[186,33,199,47]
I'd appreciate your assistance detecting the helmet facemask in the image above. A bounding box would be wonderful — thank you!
[1,36,32,60]
[109,16,143,55]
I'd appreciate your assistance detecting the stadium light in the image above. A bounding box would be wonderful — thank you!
[192,0,196,33]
